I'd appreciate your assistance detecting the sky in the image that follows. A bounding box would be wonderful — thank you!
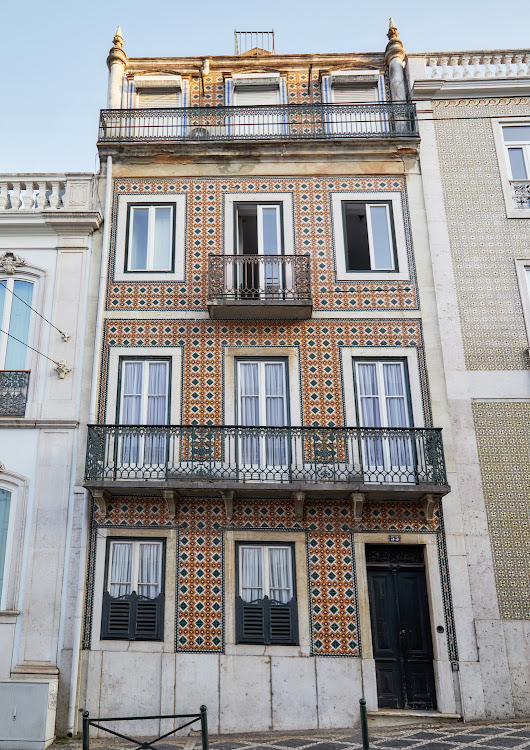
[0,0,527,173]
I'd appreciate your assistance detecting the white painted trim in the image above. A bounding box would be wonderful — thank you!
[0,470,29,612]
[491,117,530,219]
[114,193,186,282]
[341,347,425,428]
[224,346,301,427]
[515,259,530,347]
[105,346,182,425]
[223,193,294,257]
[331,191,410,281]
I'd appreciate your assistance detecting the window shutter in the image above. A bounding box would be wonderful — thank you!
[236,596,265,642]
[234,87,279,106]
[135,594,165,640]
[137,90,180,108]
[270,598,298,644]
[101,592,132,639]
[333,86,378,103]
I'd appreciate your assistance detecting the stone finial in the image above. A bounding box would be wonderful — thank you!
[387,17,399,41]
[107,25,127,69]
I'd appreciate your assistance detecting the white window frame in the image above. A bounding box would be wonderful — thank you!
[0,277,35,370]
[105,347,182,425]
[492,118,530,219]
[236,203,283,256]
[114,193,186,282]
[343,202,396,272]
[515,259,530,345]
[224,193,294,257]
[126,205,175,272]
[118,358,170,426]
[238,544,294,601]
[331,191,409,281]
[354,359,411,428]
[107,539,164,598]
[237,359,288,426]
[0,470,28,613]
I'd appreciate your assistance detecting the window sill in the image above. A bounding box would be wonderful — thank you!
[0,610,20,624]
[225,643,310,657]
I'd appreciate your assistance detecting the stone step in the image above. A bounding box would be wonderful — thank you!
[367,709,462,729]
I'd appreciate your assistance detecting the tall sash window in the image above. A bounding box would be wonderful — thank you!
[119,360,169,468]
[0,489,11,606]
[355,360,414,481]
[237,360,288,473]
[0,279,34,369]
[235,204,283,297]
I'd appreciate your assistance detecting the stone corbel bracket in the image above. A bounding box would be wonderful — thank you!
[55,360,72,379]
[420,493,440,523]
[91,489,111,518]
[292,491,305,522]
[162,489,179,520]
[350,491,365,525]
[221,490,235,522]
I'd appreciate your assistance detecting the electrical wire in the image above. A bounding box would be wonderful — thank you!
[2,281,68,339]
[0,328,61,366]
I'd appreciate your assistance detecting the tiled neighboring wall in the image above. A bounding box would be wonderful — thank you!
[472,401,530,620]
[433,98,530,371]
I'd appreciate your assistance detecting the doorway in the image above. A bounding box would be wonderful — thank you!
[366,544,437,710]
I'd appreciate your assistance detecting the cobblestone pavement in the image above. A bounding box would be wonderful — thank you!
[54,720,530,750]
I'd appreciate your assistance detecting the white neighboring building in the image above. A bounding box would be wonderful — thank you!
[0,175,102,749]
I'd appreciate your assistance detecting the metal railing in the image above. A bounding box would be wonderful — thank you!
[98,103,418,143]
[511,180,530,209]
[208,254,311,302]
[85,425,446,486]
[82,705,208,750]
[0,370,30,416]
[235,30,275,55]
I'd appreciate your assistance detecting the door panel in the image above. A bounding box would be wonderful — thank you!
[367,546,437,710]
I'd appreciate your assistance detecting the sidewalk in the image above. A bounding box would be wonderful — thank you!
[54,719,530,750]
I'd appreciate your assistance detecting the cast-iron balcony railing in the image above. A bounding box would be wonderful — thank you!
[0,370,30,417]
[85,424,447,497]
[207,254,312,319]
[98,103,418,143]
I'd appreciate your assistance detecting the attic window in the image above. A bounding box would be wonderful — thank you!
[330,70,380,103]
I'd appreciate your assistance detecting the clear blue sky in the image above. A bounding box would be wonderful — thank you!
[0,0,526,173]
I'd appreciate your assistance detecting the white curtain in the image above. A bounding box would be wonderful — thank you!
[145,362,168,465]
[0,489,11,602]
[153,207,172,270]
[269,548,291,603]
[358,363,383,466]
[265,363,286,465]
[121,362,143,464]
[109,542,133,597]
[239,363,260,465]
[241,547,263,601]
[138,543,161,599]
[383,363,411,468]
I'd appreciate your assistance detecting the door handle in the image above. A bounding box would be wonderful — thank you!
[400,629,406,635]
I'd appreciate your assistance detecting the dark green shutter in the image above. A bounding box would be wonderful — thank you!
[101,592,164,641]
[236,595,298,645]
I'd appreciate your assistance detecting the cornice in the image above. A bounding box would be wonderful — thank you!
[413,77,530,100]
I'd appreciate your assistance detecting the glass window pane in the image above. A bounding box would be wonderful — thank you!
[344,203,370,271]
[0,489,11,603]
[369,206,394,270]
[121,362,143,424]
[503,126,530,142]
[261,207,280,254]
[241,547,263,601]
[0,281,6,327]
[138,543,161,598]
[508,148,528,180]
[129,208,149,270]
[5,280,33,370]
[269,547,291,603]
[153,207,172,270]
[110,542,133,597]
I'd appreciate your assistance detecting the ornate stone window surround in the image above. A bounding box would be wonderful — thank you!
[491,117,530,219]
[104,346,183,424]
[341,346,425,427]
[0,469,28,613]
[222,193,295,257]
[224,529,311,655]
[514,259,530,349]
[113,193,187,282]
[90,526,177,651]
[330,191,410,281]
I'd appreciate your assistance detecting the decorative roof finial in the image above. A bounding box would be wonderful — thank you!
[107,25,127,69]
[387,17,399,41]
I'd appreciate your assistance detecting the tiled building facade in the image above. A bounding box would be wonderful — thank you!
[76,27,529,739]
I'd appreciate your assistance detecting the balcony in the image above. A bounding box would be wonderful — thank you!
[98,102,418,144]
[85,425,449,512]
[0,371,30,417]
[207,255,312,319]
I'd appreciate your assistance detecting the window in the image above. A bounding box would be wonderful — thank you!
[0,279,33,369]
[118,359,170,468]
[354,360,414,481]
[0,489,11,605]
[231,76,282,136]
[126,204,175,272]
[236,203,282,256]
[235,543,298,645]
[343,202,396,272]
[502,125,530,180]
[101,538,165,640]
[137,90,181,109]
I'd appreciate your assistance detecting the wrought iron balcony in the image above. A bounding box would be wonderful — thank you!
[0,370,30,417]
[85,424,448,500]
[98,103,418,143]
[207,254,312,319]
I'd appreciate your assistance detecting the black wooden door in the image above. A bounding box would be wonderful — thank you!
[366,545,437,710]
